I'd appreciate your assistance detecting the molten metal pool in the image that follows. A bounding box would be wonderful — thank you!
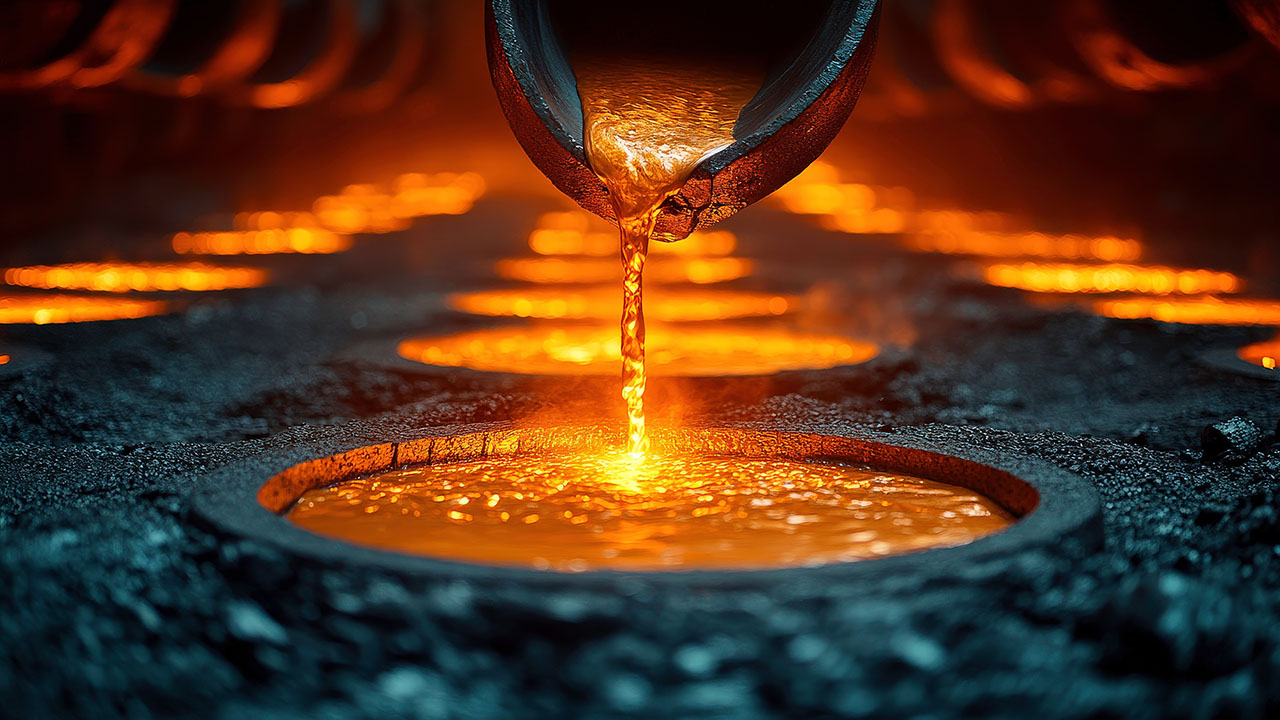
[286,450,1012,571]
[397,324,879,376]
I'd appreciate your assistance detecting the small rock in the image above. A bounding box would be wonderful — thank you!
[1200,417,1265,462]
[226,601,288,645]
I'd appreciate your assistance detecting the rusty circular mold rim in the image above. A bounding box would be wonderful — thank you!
[192,423,1102,584]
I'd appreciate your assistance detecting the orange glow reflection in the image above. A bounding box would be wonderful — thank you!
[313,172,486,234]
[496,257,752,285]
[775,161,915,212]
[398,324,878,376]
[1239,333,1280,371]
[0,294,169,324]
[172,228,351,255]
[4,263,268,293]
[908,231,1142,261]
[449,287,795,321]
[1096,297,1280,326]
[984,262,1241,295]
[287,451,1011,571]
[530,211,737,256]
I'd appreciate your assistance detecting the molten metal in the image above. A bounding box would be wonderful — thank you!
[286,449,1011,571]
[530,212,737,257]
[907,231,1142,261]
[495,257,753,285]
[983,262,1241,295]
[448,287,795,321]
[172,228,351,256]
[398,324,878,377]
[1095,297,1280,326]
[312,172,486,234]
[1239,333,1279,371]
[3,263,268,293]
[0,294,169,324]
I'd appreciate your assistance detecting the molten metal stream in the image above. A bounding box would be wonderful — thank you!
[578,60,760,456]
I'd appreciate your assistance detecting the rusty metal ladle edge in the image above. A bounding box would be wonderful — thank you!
[486,0,882,240]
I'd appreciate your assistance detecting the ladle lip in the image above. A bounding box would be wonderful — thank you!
[485,0,881,239]
[191,421,1103,589]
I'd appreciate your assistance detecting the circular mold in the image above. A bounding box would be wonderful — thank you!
[192,423,1102,585]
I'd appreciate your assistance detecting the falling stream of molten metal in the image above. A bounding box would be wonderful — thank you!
[577,59,761,457]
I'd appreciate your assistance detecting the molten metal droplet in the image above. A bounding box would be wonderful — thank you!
[287,450,1012,571]
[398,324,879,377]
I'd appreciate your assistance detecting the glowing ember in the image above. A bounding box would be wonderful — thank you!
[496,257,752,285]
[907,231,1142,262]
[983,262,1241,295]
[1238,333,1280,371]
[3,263,267,293]
[0,354,8,365]
[398,324,878,376]
[0,294,169,324]
[448,287,795,321]
[287,451,1011,571]
[172,228,351,256]
[1096,297,1280,326]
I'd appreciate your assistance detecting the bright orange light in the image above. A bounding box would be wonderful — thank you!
[448,287,796,321]
[528,213,737,257]
[772,161,916,218]
[398,324,878,376]
[983,262,1241,295]
[496,257,752,285]
[0,294,169,324]
[313,173,486,234]
[908,231,1142,261]
[313,187,409,235]
[172,228,352,255]
[820,208,909,234]
[393,171,486,217]
[1096,297,1280,326]
[0,354,9,365]
[287,450,1010,571]
[1238,333,1280,371]
[913,210,1027,234]
[3,263,269,293]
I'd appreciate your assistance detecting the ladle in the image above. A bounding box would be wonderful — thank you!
[486,0,881,240]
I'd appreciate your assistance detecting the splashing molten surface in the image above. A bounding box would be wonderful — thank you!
[287,451,1012,571]
[398,325,878,376]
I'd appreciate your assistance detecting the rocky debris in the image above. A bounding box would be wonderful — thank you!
[1201,416,1267,464]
